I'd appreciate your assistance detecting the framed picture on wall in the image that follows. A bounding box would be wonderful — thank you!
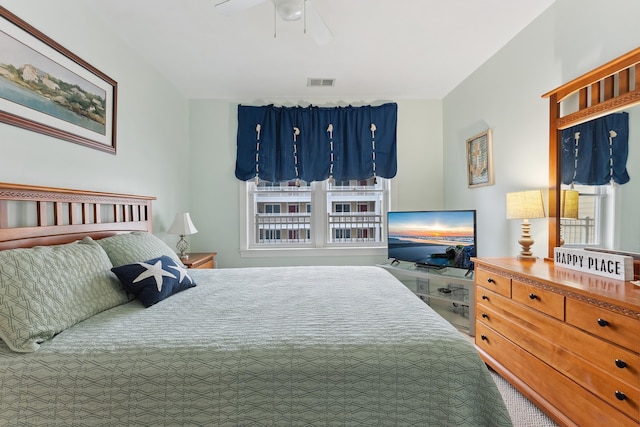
[0,6,117,154]
[466,129,494,188]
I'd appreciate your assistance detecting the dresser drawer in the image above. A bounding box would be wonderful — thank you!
[566,298,640,353]
[564,329,640,394]
[480,304,640,421]
[479,290,640,396]
[512,279,565,320]
[477,303,640,422]
[475,268,511,297]
[475,322,639,427]
[476,287,507,313]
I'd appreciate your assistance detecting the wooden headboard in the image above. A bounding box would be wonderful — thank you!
[0,183,155,250]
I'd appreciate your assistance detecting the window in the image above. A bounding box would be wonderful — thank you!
[326,179,385,245]
[263,204,281,214]
[259,229,281,242]
[334,203,351,213]
[242,178,390,253]
[335,229,351,240]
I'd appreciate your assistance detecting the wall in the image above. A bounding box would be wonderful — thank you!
[442,0,640,258]
[188,99,444,268]
[0,1,190,241]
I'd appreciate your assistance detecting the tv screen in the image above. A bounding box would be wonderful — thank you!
[387,210,477,270]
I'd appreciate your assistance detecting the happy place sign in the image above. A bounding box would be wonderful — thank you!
[554,247,634,281]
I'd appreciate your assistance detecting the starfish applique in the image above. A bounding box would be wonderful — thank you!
[133,260,177,292]
[168,263,192,284]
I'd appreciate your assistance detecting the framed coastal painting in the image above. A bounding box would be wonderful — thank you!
[466,129,494,188]
[0,6,117,154]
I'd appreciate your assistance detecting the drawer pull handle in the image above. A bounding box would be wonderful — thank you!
[615,359,627,369]
[615,390,627,401]
[482,295,489,300]
[480,334,488,341]
[482,312,489,319]
[597,318,609,327]
[487,278,496,284]
[529,293,537,300]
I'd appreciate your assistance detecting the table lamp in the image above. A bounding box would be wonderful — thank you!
[506,190,545,259]
[168,212,198,259]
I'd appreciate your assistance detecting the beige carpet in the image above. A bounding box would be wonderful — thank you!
[461,333,558,426]
[488,369,558,427]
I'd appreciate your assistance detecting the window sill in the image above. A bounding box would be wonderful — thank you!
[240,246,387,258]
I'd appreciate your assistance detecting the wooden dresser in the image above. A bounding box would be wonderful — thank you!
[473,257,640,427]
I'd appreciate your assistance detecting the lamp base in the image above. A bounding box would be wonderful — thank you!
[176,235,189,259]
[517,220,536,260]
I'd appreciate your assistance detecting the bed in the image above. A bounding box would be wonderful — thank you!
[0,183,512,426]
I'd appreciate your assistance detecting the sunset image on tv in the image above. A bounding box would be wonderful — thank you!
[387,210,476,269]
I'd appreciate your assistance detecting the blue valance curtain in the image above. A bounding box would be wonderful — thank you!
[235,103,398,183]
[561,112,630,186]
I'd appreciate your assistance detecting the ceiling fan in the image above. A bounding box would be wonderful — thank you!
[215,0,333,46]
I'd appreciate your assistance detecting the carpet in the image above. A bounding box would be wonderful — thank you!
[489,370,559,427]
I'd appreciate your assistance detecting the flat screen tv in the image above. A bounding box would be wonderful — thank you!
[387,210,477,271]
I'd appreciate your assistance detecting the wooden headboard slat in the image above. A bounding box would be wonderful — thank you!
[82,203,90,225]
[0,200,7,229]
[619,68,630,95]
[0,183,155,250]
[37,201,47,226]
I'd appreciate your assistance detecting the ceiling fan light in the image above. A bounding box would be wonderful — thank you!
[276,0,303,21]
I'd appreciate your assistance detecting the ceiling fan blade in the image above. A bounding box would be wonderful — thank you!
[214,0,267,16]
[305,0,333,46]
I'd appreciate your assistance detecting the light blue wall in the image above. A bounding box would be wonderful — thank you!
[443,0,640,259]
[0,1,191,244]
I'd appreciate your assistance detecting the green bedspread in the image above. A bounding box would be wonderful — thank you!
[0,266,512,426]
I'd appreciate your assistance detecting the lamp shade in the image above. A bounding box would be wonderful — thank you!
[168,213,198,236]
[506,190,545,220]
[560,189,579,219]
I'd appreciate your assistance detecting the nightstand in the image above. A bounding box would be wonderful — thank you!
[180,252,217,269]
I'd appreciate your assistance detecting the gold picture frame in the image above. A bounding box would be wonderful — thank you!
[466,129,494,188]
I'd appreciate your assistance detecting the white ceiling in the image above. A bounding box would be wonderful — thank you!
[85,0,556,100]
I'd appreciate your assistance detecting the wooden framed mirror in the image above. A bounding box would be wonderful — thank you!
[542,47,640,278]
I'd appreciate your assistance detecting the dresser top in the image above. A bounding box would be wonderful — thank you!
[473,257,640,313]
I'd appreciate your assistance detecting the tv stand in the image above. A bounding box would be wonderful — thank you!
[378,261,475,335]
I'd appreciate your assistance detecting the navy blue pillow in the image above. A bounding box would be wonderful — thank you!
[111,255,196,307]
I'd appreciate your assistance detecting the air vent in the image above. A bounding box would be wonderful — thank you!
[307,77,335,87]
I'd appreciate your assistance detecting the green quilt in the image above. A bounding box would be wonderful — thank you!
[0,266,512,426]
